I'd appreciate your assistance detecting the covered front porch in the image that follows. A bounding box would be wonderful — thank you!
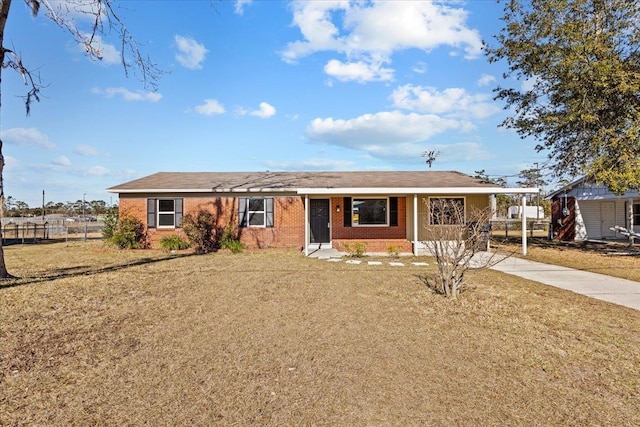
[299,187,539,257]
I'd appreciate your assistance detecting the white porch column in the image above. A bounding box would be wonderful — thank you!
[628,197,635,245]
[521,194,527,256]
[490,194,497,219]
[304,194,309,256]
[413,193,418,255]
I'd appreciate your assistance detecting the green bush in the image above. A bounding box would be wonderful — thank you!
[344,242,367,257]
[159,235,190,251]
[219,224,243,253]
[101,209,119,240]
[104,214,146,249]
[181,210,218,253]
[386,245,399,257]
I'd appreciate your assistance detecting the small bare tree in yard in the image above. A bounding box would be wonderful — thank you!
[423,198,501,298]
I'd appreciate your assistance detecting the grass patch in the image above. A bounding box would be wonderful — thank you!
[1,240,639,425]
[495,238,640,282]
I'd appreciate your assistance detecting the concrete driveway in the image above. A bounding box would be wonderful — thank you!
[490,256,640,311]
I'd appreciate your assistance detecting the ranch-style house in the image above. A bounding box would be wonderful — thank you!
[107,171,539,255]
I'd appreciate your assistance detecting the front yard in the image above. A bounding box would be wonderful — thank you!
[1,240,639,425]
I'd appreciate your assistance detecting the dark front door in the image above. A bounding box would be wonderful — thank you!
[310,199,330,244]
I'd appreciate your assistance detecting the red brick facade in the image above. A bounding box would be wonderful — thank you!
[329,196,411,252]
[119,194,413,252]
[119,195,305,250]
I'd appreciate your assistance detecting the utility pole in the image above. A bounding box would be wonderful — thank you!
[42,190,45,222]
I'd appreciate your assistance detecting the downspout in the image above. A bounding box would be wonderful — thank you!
[413,193,418,255]
[521,194,527,255]
[304,194,309,256]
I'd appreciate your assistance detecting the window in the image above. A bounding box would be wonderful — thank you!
[429,197,465,225]
[147,198,183,228]
[634,203,640,226]
[352,198,387,226]
[239,197,274,228]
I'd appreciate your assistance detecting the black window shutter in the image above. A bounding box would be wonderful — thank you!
[343,197,352,227]
[238,198,247,227]
[390,197,398,226]
[175,198,183,227]
[147,199,156,228]
[265,198,274,227]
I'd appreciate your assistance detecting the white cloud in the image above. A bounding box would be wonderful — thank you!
[194,99,226,116]
[84,166,110,176]
[1,128,55,149]
[477,74,496,87]
[235,0,252,15]
[80,34,120,64]
[390,85,500,119]
[324,59,394,83]
[238,102,277,119]
[92,87,162,102]
[52,156,72,167]
[263,158,356,171]
[307,110,475,160]
[282,1,482,81]
[411,61,428,74]
[174,35,208,70]
[74,144,99,157]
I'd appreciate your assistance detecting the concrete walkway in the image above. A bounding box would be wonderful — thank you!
[308,248,640,311]
[490,256,640,311]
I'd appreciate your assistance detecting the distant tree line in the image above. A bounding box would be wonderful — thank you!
[2,197,116,218]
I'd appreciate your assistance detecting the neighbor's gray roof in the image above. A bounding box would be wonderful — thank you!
[108,171,498,193]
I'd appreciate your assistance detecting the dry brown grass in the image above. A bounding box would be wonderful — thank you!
[1,240,639,426]
[495,238,640,282]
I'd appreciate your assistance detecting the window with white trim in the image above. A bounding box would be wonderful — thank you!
[239,197,274,228]
[147,198,183,228]
[429,197,465,225]
[352,198,387,226]
[633,203,640,226]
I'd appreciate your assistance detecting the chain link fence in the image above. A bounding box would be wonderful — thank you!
[1,217,105,244]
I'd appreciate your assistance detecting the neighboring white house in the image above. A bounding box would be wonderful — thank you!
[507,205,545,219]
[547,177,640,241]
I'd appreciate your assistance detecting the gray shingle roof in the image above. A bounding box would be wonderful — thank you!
[107,171,498,193]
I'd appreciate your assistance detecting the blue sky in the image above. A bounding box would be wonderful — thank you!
[1,0,545,207]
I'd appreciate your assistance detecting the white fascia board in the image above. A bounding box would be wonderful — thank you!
[108,187,298,194]
[296,187,539,195]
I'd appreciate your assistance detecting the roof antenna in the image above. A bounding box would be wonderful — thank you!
[422,150,440,168]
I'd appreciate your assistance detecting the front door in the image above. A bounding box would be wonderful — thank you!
[310,199,330,244]
[601,202,616,238]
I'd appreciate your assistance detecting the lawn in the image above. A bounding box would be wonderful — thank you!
[1,240,639,425]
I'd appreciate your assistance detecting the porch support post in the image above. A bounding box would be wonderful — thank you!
[521,194,527,256]
[304,194,309,256]
[490,194,497,219]
[628,197,635,246]
[413,193,418,255]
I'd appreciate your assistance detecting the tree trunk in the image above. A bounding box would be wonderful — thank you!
[0,0,14,278]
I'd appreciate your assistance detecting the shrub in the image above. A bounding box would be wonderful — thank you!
[386,245,399,257]
[181,210,218,253]
[219,224,243,253]
[104,214,146,249]
[344,242,367,257]
[101,209,119,240]
[159,235,190,251]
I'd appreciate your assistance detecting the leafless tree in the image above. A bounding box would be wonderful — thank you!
[0,0,162,278]
[422,199,503,298]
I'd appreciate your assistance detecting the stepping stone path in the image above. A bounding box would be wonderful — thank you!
[319,258,429,267]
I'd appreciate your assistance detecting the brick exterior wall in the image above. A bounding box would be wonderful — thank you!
[118,194,414,252]
[330,196,411,252]
[119,195,305,250]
